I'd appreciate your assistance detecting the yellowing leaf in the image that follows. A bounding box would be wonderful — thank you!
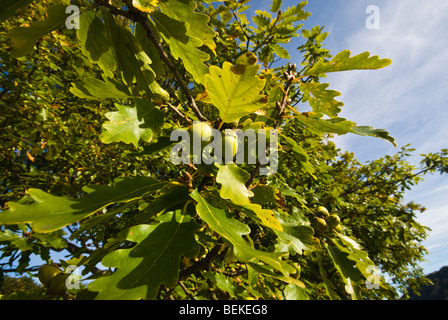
[133,0,159,13]
[158,0,216,53]
[190,190,300,281]
[204,54,267,123]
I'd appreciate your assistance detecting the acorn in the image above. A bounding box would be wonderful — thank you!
[38,265,62,288]
[326,214,341,228]
[314,217,329,233]
[316,206,330,217]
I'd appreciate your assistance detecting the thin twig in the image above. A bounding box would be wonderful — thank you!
[178,281,196,300]
[166,102,192,123]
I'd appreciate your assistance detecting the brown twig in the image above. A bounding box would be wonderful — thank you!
[166,102,193,123]
[178,281,196,300]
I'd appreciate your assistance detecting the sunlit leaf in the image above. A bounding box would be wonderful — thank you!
[304,50,392,76]
[204,53,267,122]
[190,190,299,280]
[101,99,163,147]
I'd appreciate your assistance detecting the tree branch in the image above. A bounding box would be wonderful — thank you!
[245,64,297,188]
[117,0,208,122]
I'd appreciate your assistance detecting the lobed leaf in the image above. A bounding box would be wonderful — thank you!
[304,50,392,76]
[151,10,210,84]
[300,82,344,118]
[77,10,116,78]
[190,190,299,281]
[215,163,253,206]
[295,113,397,146]
[133,0,159,13]
[158,0,216,53]
[204,53,267,123]
[88,211,199,300]
[0,177,166,233]
[101,99,163,147]
[70,77,131,100]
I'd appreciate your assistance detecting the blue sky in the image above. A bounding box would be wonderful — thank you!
[264,0,448,274]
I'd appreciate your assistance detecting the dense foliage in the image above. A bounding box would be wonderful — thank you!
[1,0,447,300]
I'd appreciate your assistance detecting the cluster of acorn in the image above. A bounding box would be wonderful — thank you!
[313,206,343,234]
[38,264,69,296]
[189,122,238,161]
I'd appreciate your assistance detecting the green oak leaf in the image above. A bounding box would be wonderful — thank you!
[236,203,283,232]
[70,76,131,100]
[247,262,305,289]
[9,5,77,58]
[333,233,377,281]
[88,211,199,300]
[204,54,267,123]
[270,0,282,13]
[0,177,166,233]
[215,163,253,206]
[282,135,316,178]
[300,82,344,118]
[134,21,165,78]
[134,184,191,223]
[295,113,397,146]
[151,11,210,84]
[304,50,392,76]
[271,44,290,59]
[274,211,315,255]
[283,283,310,300]
[77,10,116,78]
[251,185,277,207]
[203,271,237,298]
[325,243,363,300]
[102,8,161,98]
[350,126,398,147]
[190,190,299,281]
[0,0,34,22]
[101,99,163,147]
[158,0,216,54]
